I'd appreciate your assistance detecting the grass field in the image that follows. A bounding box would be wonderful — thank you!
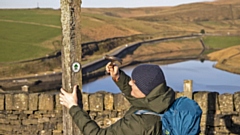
[0,0,240,77]
[1,0,240,62]
[203,36,240,49]
[0,20,61,62]
[0,9,61,26]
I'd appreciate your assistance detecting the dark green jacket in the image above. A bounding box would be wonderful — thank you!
[69,70,175,135]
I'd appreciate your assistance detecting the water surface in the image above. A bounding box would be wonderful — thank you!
[83,60,240,94]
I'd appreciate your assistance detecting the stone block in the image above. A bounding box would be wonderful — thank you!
[233,92,240,112]
[43,122,55,130]
[232,114,240,125]
[12,110,21,114]
[193,91,219,113]
[82,93,89,111]
[39,94,54,111]
[104,93,113,110]
[5,94,14,110]
[211,114,231,127]
[53,130,63,135]
[37,123,44,130]
[213,127,230,134]
[35,110,48,114]
[89,93,103,111]
[7,114,18,120]
[219,93,233,112]
[50,117,62,123]
[24,110,34,114]
[9,119,21,125]
[0,118,9,124]
[55,94,62,110]
[19,111,28,119]
[0,94,4,110]
[42,112,55,118]
[54,110,62,118]
[0,113,5,118]
[22,119,38,125]
[113,93,131,111]
[56,123,63,131]
[97,110,111,119]
[200,114,207,127]
[0,124,13,132]
[28,113,42,119]
[38,117,50,123]
[175,91,184,99]
[13,93,29,110]
[11,125,21,133]
[29,93,39,110]
[40,130,52,135]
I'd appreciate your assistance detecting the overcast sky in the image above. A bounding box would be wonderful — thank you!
[0,0,215,9]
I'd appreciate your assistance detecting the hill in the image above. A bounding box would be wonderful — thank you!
[0,0,240,77]
[207,45,240,74]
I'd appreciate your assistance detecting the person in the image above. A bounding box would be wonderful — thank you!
[59,62,175,135]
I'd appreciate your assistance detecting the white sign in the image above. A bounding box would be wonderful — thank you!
[72,62,81,73]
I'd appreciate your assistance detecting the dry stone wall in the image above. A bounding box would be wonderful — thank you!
[0,91,240,135]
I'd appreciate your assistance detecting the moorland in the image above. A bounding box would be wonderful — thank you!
[0,0,240,79]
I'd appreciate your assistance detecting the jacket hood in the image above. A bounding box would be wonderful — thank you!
[128,82,175,113]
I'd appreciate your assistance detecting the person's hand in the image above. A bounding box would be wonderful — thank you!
[106,62,119,81]
[59,85,79,109]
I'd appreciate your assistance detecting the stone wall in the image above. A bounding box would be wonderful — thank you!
[0,91,240,135]
[0,92,62,135]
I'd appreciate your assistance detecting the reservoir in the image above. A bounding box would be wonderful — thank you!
[82,60,240,94]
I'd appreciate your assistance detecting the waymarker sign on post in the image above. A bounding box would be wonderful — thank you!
[60,0,82,134]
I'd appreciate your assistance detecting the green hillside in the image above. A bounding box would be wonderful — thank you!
[0,9,61,62]
[1,0,240,62]
[0,0,240,77]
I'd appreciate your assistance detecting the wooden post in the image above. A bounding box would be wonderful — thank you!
[60,0,82,134]
[183,80,193,99]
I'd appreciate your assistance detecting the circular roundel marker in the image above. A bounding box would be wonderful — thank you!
[72,62,81,73]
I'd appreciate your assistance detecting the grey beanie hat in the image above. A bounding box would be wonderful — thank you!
[131,64,165,95]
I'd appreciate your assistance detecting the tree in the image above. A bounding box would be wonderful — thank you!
[200,29,205,34]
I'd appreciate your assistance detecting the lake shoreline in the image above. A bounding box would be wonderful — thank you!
[83,60,240,94]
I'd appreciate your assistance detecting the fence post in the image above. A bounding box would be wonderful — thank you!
[60,0,82,134]
[183,80,193,99]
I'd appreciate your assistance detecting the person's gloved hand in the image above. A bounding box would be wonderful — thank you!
[59,85,82,109]
[106,62,120,81]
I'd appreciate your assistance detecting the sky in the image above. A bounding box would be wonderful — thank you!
[0,0,215,9]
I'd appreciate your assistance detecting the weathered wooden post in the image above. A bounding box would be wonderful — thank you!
[60,0,82,134]
[183,80,193,99]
